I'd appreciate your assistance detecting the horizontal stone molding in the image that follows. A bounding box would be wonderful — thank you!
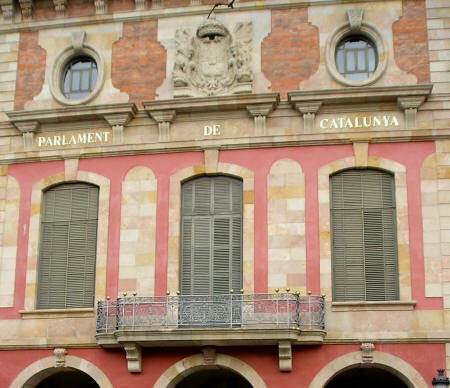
[19,308,95,319]
[331,301,416,312]
[96,327,326,348]
[7,102,138,127]
[143,93,280,115]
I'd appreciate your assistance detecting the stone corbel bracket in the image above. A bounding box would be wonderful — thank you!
[52,0,66,18]
[7,102,137,151]
[289,84,432,133]
[397,95,426,130]
[94,0,107,14]
[147,110,176,142]
[124,343,142,373]
[152,0,162,8]
[134,0,145,10]
[54,347,67,367]
[18,0,32,21]
[0,0,14,23]
[12,120,39,151]
[278,341,292,372]
[246,104,275,136]
[346,8,363,32]
[104,110,136,145]
[360,342,375,365]
[294,102,322,134]
[144,93,280,142]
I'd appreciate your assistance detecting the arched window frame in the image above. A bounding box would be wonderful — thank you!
[36,182,99,310]
[179,175,243,296]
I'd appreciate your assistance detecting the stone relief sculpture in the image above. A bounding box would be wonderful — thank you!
[173,18,253,97]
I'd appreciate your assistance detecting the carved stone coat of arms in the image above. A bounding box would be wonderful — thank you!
[173,18,253,98]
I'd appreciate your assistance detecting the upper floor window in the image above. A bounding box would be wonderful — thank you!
[330,169,399,302]
[335,36,377,82]
[62,56,98,100]
[37,183,99,309]
[180,176,243,296]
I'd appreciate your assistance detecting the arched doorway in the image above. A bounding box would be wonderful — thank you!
[35,368,99,388]
[325,366,408,388]
[175,368,252,388]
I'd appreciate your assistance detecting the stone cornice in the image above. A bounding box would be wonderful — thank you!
[96,327,326,348]
[143,93,280,115]
[288,84,433,106]
[7,103,138,129]
[0,0,378,34]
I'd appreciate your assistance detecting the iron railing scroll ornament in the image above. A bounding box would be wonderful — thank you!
[96,292,325,333]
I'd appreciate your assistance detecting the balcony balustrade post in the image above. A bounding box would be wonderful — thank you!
[115,298,120,330]
[132,296,136,328]
[105,300,109,332]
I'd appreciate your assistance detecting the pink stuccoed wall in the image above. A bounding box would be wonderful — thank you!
[0,141,440,319]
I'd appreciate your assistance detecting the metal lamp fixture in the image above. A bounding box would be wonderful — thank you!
[432,369,450,388]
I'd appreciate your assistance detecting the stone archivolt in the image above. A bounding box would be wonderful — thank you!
[173,18,253,98]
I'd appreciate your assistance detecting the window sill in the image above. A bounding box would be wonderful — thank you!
[331,300,416,312]
[20,308,94,319]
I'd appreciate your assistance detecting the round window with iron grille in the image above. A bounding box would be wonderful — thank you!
[335,36,377,82]
[62,56,98,100]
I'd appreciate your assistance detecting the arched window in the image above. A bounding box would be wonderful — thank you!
[330,169,399,301]
[180,176,242,295]
[37,183,99,309]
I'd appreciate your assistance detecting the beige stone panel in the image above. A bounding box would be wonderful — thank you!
[0,173,19,307]
[168,162,255,294]
[267,159,305,291]
[0,33,18,112]
[119,166,157,296]
[302,2,415,90]
[421,154,443,297]
[28,24,128,110]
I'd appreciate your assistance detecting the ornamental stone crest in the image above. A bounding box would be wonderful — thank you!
[173,18,253,97]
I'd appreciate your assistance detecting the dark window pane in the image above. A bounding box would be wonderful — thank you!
[335,36,377,81]
[62,56,97,100]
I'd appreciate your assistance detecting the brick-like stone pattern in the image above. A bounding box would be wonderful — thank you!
[267,159,306,293]
[393,0,430,84]
[0,33,19,113]
[421,153,442,297]
[109,0,135,13]
[436,141,450,309]
[66,0,96,17]
[0,169,20,307]
[426,0,450,94]
[14,32,46,111]
[119,166,157,295]
[111,21,166,107]
[261,8,319,99]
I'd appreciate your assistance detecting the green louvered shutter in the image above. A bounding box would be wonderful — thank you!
[330,169,399,301]
[180,176,242,295]
[37,183,99,309]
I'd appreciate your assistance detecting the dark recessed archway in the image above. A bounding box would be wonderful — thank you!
[35,369,99,388]
[325,367,408,388]
[175,368,253,388]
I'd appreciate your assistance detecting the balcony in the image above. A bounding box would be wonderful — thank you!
[95,293,326,372]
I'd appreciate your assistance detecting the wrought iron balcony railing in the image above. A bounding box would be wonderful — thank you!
[96,293,325,333]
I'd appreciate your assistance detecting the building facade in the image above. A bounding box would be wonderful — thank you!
[0,0,449,387]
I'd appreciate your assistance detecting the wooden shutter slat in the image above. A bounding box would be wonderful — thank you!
[37,183,99,309]
[180,176,242,297]
[331,169,399,302]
